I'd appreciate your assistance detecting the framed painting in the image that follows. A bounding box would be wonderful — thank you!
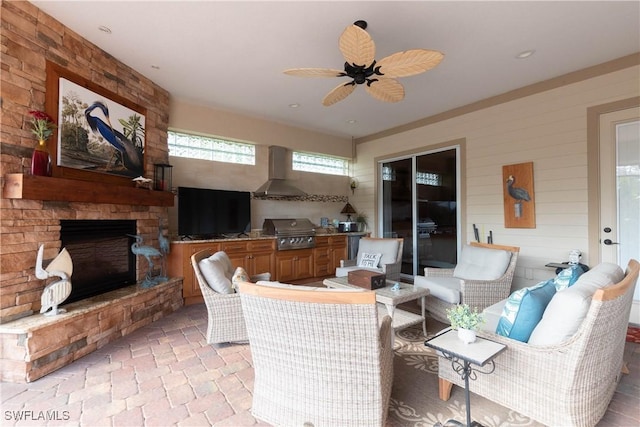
[45,61,147,185]
[502,162,536,228]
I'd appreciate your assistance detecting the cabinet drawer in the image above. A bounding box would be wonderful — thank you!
[220,241,250,253]
[248,239,276,252]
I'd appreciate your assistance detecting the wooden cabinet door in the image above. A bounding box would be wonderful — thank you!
[276,249,314,282]
[295,250,314,280]
[250,252,274,276]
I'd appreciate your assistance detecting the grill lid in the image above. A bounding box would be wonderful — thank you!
[262,218,316,236]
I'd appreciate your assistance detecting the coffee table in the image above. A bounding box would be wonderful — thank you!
[323,276,429,337]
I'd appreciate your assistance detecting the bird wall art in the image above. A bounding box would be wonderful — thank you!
[502,162,536,228]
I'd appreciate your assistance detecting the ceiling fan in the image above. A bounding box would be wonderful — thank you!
[284,20,444,106]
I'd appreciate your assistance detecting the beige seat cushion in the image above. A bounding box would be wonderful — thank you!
[414,276,461,304]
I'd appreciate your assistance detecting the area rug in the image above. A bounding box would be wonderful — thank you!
[388,324,543,427]
[627,326,640,343]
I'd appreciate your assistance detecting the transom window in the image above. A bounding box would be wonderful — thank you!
[292,152,349,176]
[168,131,255,165]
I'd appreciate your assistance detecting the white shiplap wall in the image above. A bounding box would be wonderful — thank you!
[354,65,640,291]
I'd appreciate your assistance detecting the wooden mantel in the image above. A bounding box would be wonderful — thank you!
[2,173,174,207]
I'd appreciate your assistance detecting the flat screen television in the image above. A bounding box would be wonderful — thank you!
[178,186,251,238]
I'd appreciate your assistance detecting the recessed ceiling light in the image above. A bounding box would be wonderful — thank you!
[516,49,535,59]
[289,103,300,108]
[347,119,357,124]
[98,25,112,34]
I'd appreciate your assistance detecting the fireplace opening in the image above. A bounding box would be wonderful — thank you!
[60,219,137,304]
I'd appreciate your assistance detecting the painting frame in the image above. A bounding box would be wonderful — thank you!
[45,61,147,185]
[502,161,536,228]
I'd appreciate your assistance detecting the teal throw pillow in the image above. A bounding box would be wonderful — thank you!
[553,264,585,291]
[496,279,557,342]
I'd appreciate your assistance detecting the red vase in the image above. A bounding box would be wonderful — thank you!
[31,139,52,176]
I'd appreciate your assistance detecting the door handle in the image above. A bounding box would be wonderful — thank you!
[603,239,620,245]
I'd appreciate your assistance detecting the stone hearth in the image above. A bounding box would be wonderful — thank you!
[0,278,183,383]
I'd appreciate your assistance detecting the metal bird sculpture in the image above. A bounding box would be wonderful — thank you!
[85,101,143,172]
[35,244,73,316]
[506,175,531,202]
[157,218,170,279]
[128,234,162,287]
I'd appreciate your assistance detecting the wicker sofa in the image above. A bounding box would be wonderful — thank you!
[438,259,639,427]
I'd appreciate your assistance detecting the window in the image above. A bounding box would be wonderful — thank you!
[292,152,349,176]
[168,131,255,165]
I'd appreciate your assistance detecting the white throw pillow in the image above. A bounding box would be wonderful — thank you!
[358,252,382,268]
[453,245,512,280]
[528,263,624,345]
[198,255,233,294]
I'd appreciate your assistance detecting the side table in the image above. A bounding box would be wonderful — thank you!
[425,329,506,427]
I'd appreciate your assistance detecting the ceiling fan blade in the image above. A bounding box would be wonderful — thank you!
[284,68,344,78]
[339,24,375,66]
[377,49,444,78]
[322,83,356,106]
[365,78,404,103]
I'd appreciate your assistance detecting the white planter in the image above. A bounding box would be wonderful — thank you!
[458,328,477,344]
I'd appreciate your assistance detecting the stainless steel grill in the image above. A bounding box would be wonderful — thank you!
[262,218,316,250]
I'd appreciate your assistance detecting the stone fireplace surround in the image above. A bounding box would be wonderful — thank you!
[0,197,183,383]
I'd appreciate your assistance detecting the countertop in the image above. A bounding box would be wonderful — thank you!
[170,231,368,244]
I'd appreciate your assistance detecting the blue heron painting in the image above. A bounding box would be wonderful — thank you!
[57,77,145,178]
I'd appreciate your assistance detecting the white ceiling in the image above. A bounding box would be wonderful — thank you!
[31,1,640,139]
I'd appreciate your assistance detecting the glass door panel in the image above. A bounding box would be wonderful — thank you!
[416,150,458,271]
[380,148,458,277]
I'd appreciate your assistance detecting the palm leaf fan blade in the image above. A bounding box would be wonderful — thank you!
[322,83,356,106]
[377,49,444,78]
[365,78,404,103]
[339,25,375,66]
[283,68,344,78]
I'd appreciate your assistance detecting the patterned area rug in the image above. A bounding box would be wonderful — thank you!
[627,326,640,343]
[388,324,543,427]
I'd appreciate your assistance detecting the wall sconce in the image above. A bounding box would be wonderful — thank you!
[350,179,358,194]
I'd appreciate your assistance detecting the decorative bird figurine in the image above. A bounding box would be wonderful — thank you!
[85,101,142,172]
[35,244,73,316]
[127,234,162,287]
[157,218,170,279]
[506,175,531,202]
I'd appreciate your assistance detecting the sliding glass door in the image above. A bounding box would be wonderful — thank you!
[379,147,459,277]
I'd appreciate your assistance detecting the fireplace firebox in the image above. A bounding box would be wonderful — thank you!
[59,219,137,304]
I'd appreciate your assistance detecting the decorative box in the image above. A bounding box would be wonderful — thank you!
[348,270,386,290]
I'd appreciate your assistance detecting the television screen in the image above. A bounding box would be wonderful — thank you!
[178,187,251,238]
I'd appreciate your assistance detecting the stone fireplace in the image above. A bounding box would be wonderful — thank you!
[60,219,137,304]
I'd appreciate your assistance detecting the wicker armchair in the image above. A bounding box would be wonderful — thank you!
[415,242,519,323]
[335,237,404,281]
[191,249,270,344]
[238,281,394,427]
[438,259,639,427]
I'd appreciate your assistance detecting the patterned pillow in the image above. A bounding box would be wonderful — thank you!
[553,264,586,291]
[496,279,556,342]
[231,266,250,291]
[358,252,382,268]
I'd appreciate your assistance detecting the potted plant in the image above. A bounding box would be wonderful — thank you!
[446,304,484,344]
[355,212,368,232]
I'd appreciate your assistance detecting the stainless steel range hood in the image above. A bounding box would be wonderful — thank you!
[254,146,307,197]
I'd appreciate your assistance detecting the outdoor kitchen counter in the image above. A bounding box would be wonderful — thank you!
[167,233,364,304]
[169,231,367,244]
